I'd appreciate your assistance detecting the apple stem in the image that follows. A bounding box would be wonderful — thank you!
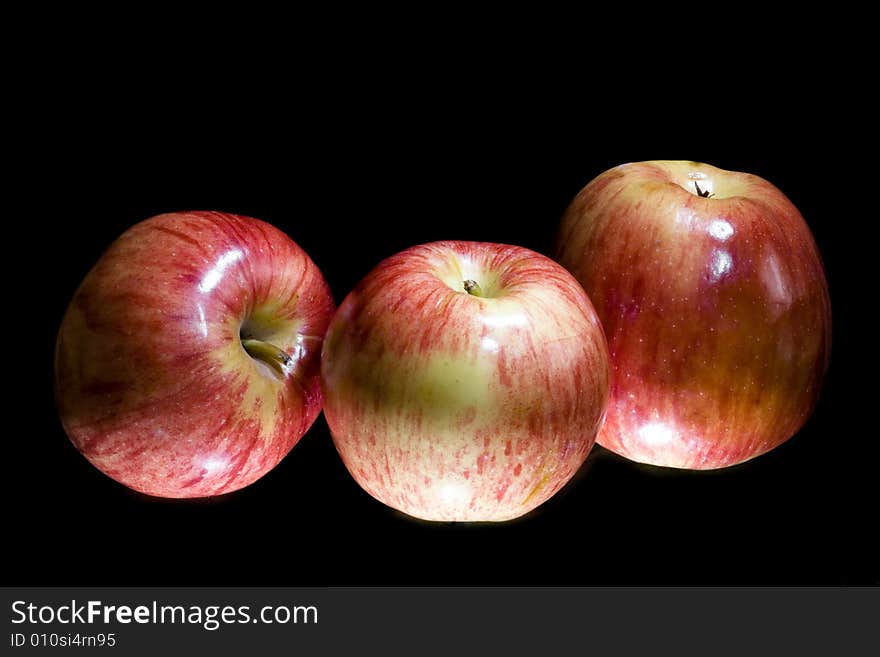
[241,338,292,375]
[463,279,483,297]
[694,181,714,198]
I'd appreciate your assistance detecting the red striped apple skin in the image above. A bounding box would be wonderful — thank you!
[556,161,831,469]
[321,241,610,522]
[55,211,334,498]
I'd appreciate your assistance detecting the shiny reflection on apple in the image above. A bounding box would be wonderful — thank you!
[480,312,529,329]
[636,421,677,446]
[199,248,244,293]
[707,218,734,241]
[761,251,795,313]
[709,249,733,282]
[200,455,230,474]
[437,480,471,507]
[481,336,500,353]
[197,303,208,338]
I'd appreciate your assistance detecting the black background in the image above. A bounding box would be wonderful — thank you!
[8,25,875,586]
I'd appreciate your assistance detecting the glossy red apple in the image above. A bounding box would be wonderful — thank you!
[321,241,610,521]
[55,211,334,497]
[556,161,831,469]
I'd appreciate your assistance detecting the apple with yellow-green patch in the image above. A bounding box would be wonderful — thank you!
[55,211,335,497]
[321,241,611,521]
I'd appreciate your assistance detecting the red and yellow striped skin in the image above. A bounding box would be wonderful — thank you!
[55,211,334,497]
[557,161,831,469]
[321,241,610,521]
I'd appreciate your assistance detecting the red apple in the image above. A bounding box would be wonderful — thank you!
[55,211,335,497]
[320,241,610,521]
[556,161,831,469]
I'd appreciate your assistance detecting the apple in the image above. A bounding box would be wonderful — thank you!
[320,241,610,521]
[55,211,335,497]
[556,161,831,469]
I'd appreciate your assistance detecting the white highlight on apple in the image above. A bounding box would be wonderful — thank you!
[199,248,244,293]
[481,336,500,353]
[637,422,677,446]
[201,456,229,474]
[707,219,734,241]
[675,207,698,231]
[197,304,208,338]
[280,335,310,376]
[481,312,528,329]
[437,480,471,506]
[709,249,733,282]
[761,251,794,314]
[290,335,308,362]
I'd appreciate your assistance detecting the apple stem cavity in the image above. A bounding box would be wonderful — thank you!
[241,337,292,376]
[463,279,483,297]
